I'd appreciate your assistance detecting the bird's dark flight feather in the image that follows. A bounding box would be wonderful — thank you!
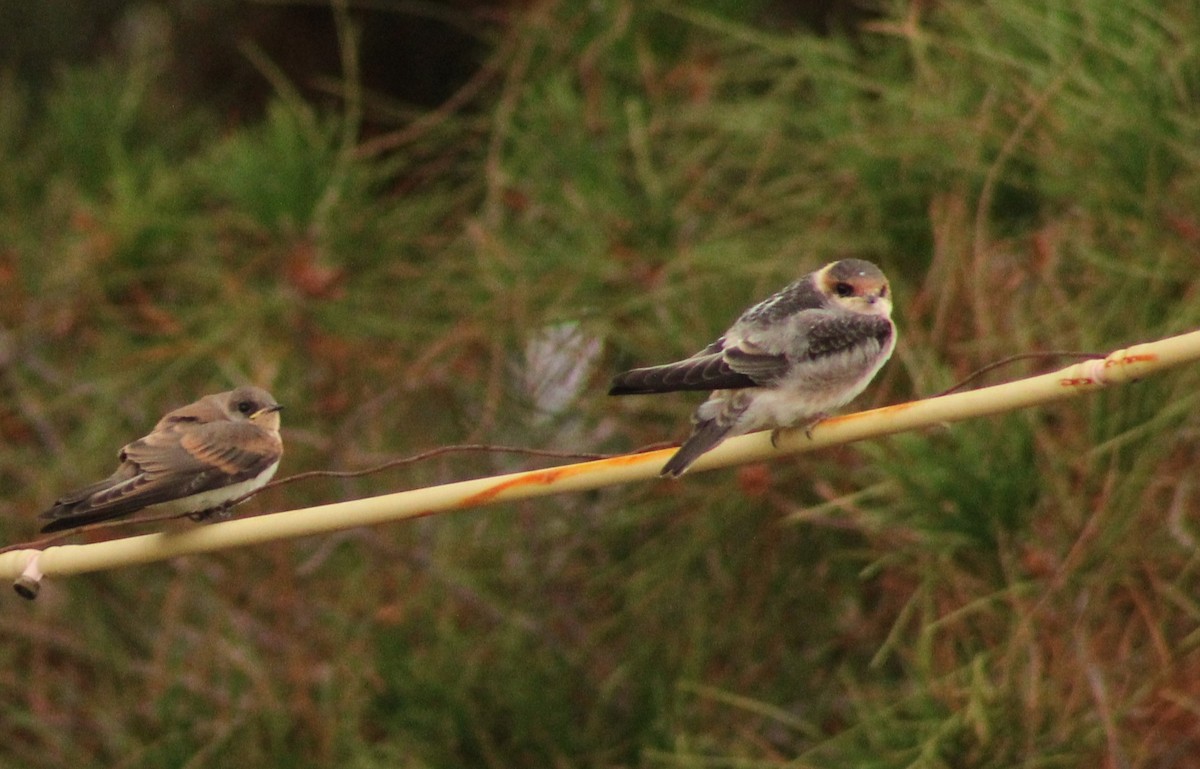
[609,354,757,395]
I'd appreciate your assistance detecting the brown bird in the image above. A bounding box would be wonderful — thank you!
[39,386,283,533]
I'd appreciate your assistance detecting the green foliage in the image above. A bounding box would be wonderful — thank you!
[198,101,367,235]
[3,0,1200,767]
[871,416,1039,553]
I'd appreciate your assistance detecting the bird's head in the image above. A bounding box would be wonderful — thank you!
[818,259,893,317]
[226,386,284,431]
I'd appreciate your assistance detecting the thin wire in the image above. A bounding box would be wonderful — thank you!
[935,351,1103,396]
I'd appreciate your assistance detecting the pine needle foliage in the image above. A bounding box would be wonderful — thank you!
[1,0,1200,767]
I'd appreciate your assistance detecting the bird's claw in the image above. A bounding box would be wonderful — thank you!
[770,414,827,447]
[188,502,234,523]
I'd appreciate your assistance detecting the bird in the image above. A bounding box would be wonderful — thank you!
[609,259,896,477]
[38,386,284,533]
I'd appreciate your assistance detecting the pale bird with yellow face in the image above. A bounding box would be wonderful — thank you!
[610,259,896,477]
[39,386,284,533]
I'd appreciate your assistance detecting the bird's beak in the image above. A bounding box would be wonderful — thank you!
[251,404,284,419]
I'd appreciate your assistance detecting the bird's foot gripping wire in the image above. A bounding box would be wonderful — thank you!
[771,413,828,447]
[187,501,235,523]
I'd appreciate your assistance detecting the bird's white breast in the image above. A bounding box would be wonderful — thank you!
[157,460,281,515]
[729,330,895,433]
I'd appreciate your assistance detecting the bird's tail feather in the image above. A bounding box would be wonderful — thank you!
[39,505,134,534]
[660,419,732,478]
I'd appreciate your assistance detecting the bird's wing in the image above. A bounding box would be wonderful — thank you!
[608,354,757,395]
[719,309,895,384]
[608,334,795,394]
[609,273,892,397]
[608,335,764,395]
[720,340,791,385]
[118,421,281,501]
[781,312,895,361]
[39,422,280,530]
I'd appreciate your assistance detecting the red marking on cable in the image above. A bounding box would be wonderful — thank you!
[459,451,667,506]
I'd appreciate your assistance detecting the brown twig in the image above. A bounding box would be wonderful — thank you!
[244,444,612,498]
[935,351,1104,397]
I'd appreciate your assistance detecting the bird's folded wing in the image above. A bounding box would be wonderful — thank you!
[792,313,894,360]
[609,335,789,394]
[721,342,791,384]
[608,352,755,394]
[39,446,173,524]
[130,422,281,487]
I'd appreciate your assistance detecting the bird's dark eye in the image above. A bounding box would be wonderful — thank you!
[237,401,255,415]
[879,284,889,297]
[834,282,855,297]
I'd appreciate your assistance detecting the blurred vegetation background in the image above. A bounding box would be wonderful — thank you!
[2,0,1200,766]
